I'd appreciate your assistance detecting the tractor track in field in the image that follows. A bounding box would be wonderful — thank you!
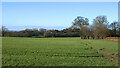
[103,48,118,54]
[86,43,118,64]
[37,54,103,58]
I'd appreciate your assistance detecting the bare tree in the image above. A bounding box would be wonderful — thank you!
[92,16,108,39]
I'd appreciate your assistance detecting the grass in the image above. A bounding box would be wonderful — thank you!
[85,39,118,56]
[2,37,118,66]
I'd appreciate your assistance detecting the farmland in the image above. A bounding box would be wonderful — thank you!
[2,37,118,66]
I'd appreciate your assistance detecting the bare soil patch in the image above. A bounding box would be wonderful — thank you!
[105,37,120,41]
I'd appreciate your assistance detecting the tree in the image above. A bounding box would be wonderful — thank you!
[39,28,46,36]
[0,27,2,37]
[61,28,80,37]
[109,22,118,37]
[72,16,89,28]
[44,30,58,37]
[72,16,89,39]
[2,26,8,37]
[32,28,39,37]
[117,22,120,37]
[80,26,91,39]
[92,16,109,39]
[24,29,33,37]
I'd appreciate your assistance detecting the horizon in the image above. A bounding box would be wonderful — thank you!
[2,2,118,31]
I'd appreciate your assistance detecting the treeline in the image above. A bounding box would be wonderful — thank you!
[71,16,120,39]
[1,26,80,38]
[1,15,120,39]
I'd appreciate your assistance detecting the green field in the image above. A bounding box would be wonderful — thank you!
[2,37,118,66]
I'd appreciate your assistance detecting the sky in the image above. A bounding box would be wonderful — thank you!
[2,2,118,31]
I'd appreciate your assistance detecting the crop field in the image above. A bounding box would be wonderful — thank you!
[2,37,118,66]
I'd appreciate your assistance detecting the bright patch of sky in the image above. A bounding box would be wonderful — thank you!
[2,2,118,31]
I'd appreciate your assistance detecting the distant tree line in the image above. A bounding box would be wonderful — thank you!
[1,26,80,38]
[1,15,120,39]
